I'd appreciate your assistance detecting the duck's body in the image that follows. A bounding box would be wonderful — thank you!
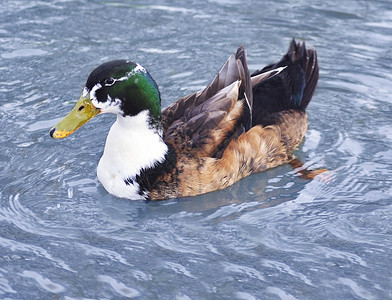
[50,39,319,200]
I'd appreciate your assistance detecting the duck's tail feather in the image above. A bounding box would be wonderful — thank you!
[251,39,319,125]
[289,39,319,110]
[234,45,253,130]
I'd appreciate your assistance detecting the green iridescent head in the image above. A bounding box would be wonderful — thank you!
[86,60,161,118]
[50,60,161,139]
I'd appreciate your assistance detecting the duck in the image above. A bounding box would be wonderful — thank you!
[50,39,321,200]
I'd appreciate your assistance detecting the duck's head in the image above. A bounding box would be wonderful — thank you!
[50,60,161,139]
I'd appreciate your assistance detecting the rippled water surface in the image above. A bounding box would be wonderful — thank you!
[1,0,392,299]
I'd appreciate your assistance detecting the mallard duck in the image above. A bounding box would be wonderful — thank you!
[50,39,319,200]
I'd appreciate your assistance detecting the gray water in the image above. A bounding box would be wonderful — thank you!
[1,0,392,299]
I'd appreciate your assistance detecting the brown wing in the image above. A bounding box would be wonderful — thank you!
[161,46,252,158]
[162,47,249,128]
[164,81,244,158]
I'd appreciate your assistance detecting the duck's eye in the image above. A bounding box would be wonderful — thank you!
[104,77,115,86]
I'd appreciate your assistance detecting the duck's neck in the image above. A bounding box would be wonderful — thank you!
[97,110,168,200]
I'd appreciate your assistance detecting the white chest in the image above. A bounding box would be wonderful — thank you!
[96,111,168,200]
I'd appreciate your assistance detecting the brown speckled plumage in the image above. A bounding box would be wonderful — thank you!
[146,39,319,200]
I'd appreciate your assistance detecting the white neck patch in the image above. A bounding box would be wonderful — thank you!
[97,110,168,200]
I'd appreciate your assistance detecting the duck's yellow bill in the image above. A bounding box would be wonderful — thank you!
[49,93,100,139]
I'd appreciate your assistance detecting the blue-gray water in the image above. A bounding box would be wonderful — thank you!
[1,0,392,299]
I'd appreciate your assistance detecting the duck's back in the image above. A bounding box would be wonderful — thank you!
[148,39,318,200]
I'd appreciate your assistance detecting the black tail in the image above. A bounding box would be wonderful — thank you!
[251,39,319,125]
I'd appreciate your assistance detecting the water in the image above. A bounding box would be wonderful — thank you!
[1,0,392,298]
